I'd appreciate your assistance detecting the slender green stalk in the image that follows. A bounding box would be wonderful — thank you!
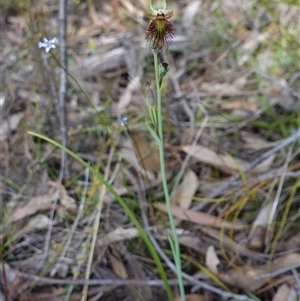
[153,51,186,301]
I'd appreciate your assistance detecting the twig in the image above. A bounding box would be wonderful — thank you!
[266,144,293,255]
[57,0,69,180]
[192,128,300,211]
[234,170,300,186]
[64,167,90,301]
[3,269,183,287]
[50,167,89,277]
[37,186,60,272]
[81,142,115,301]
[253,262,300,280]
[292,269,300,295]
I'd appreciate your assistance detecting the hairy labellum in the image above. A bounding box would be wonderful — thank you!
[146,13,175,52]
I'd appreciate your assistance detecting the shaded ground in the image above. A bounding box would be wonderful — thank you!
[1,0,300,300]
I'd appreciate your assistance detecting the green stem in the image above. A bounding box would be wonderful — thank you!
[153,51,186,301]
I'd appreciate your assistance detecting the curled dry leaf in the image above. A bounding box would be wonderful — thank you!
[154,203,245,230]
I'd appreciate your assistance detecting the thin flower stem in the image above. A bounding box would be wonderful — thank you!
[153,51,186,301]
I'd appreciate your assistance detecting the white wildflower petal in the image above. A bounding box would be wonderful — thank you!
[38,37,57,53]
[120,117,128,127]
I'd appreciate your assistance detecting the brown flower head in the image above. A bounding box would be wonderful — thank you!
[146,0,174,52]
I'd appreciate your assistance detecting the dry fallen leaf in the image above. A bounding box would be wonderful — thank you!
[205,245,220,274]
[248,203,272,250]
[69,47,126,77]
[207,251,300,292]
[272,284,298,301]
[200,227,264,259]
[8,181,77,224]
[251,154,275,173]
[220,98,258,115]
[181,144,247,172]
[98,227,140,246]
[240,131,271,150]
[57,182,77,212]
[154,203,245,230]
[8,183,59,224]
[10,214,53,243]
[108,249,128,279]
[277,231,300,252]
[171,169,198,209]
[120,145,156,180]
[0,112,24,141]
[116,75,141,114]
[182,144,274,174]
[131,133,160,172]
[128,257,153,300]
[175,294,205,301]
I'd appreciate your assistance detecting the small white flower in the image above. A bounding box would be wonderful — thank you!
[38,37,57,53]
[120,116,128,127]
